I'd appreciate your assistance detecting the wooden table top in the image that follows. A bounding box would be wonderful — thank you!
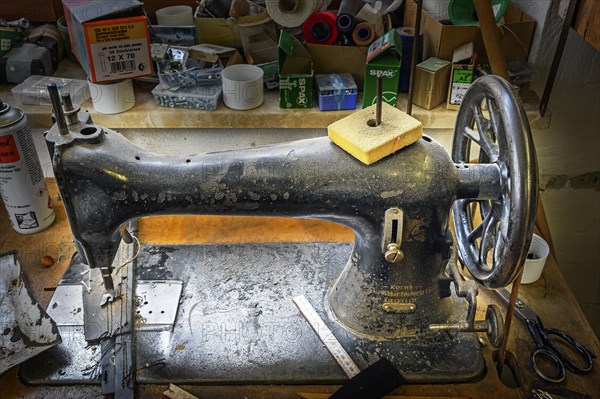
[0,179,597,399]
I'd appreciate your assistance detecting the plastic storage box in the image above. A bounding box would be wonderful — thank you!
[315,73,357,111]
[152,83,222,110]
[11,75,90,105]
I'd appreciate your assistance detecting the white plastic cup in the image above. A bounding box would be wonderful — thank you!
[156,6,194,26]
[522,234,550,284]
[88,79,135,114]
[221,64,264,110]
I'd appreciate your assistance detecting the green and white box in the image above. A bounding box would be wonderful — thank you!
[363,29,402,108]
[278,31,313,109]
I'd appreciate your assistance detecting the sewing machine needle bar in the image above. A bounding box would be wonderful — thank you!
[293,295,360,378]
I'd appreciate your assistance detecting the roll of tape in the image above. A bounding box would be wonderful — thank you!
[337,13,361,34]
[222,64,264,110]
[88,79,135,114]
[266,0,323,28]
[352,22,376,46]
[397,26,424,92]
[303,11,338,45]
[156,5,194,26]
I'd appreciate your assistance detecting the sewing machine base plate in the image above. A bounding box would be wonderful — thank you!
[20,242,485,385]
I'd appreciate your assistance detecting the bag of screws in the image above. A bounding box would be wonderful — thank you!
[152,83,222,110]
[157,58,223,88]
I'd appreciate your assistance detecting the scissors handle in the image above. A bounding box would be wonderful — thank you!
[531,348,566,383]
[526,319,564,382]
[542,327,595,375]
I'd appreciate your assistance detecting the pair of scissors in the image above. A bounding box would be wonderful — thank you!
[496,288,596,383]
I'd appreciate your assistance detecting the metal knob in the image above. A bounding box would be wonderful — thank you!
[384,243,404,263]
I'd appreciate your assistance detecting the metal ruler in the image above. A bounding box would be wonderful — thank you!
[293,295,360,378]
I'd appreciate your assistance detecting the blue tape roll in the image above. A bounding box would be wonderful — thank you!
[397,27,424,93]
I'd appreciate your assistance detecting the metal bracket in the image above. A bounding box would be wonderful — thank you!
[383,207,404,263]
[428,240,504,348]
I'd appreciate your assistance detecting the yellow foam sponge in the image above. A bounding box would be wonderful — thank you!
[328,102,423,165]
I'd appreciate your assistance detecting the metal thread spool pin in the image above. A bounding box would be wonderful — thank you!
[376,75,383,126]
[61,93,73,111]
[47,83,69,135]
[61,93,80,125]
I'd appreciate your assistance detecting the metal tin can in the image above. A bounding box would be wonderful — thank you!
[0,100,55,234]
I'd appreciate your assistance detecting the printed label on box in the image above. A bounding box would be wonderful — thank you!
[85,17,151,82]
[452,69,473,84]
[449,68,473,106]
[279,76,312,108]
[449,82,470,105]
[368,68,398,79]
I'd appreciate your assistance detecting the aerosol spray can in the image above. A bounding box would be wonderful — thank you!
[0,100,55,234]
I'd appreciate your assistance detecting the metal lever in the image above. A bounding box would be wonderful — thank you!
[383,208,404,263]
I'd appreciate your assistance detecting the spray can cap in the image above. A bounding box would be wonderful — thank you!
[0,100,24,128]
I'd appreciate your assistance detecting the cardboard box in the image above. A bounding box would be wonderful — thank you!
[62,0,152,83]
[240,19,278,87]
[189,44,244,67]
[413,57,451,110]
[306,44,368,89]
[278,30,313,109]
[363,29,402,108]
[194,7,271,48]
[240,20,278,66]
[315,73,357,111]
[404,0,535,62]
[447,44,474,110]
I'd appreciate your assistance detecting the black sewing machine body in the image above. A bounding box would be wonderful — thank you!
[49,122,465,334]
[40,76,537,386]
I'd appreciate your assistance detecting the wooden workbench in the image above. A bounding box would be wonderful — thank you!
[0,179,598,399]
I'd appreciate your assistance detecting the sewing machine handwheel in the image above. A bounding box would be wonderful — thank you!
[486,304,504,348]
[452,76,538,288]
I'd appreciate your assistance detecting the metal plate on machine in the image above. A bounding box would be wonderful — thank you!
[46,284,84,326]
[20,242,484,386]
[135,280,183,331]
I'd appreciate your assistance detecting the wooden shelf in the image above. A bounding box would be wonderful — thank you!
[1,59,551,130]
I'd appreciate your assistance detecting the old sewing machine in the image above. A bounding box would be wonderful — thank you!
[23,76,537,393]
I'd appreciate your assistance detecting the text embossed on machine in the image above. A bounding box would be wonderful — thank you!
[44,76,537,385]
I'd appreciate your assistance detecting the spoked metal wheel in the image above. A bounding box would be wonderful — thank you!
[452,76,538,288]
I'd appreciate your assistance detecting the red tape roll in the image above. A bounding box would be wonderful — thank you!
[303,11,338,45]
